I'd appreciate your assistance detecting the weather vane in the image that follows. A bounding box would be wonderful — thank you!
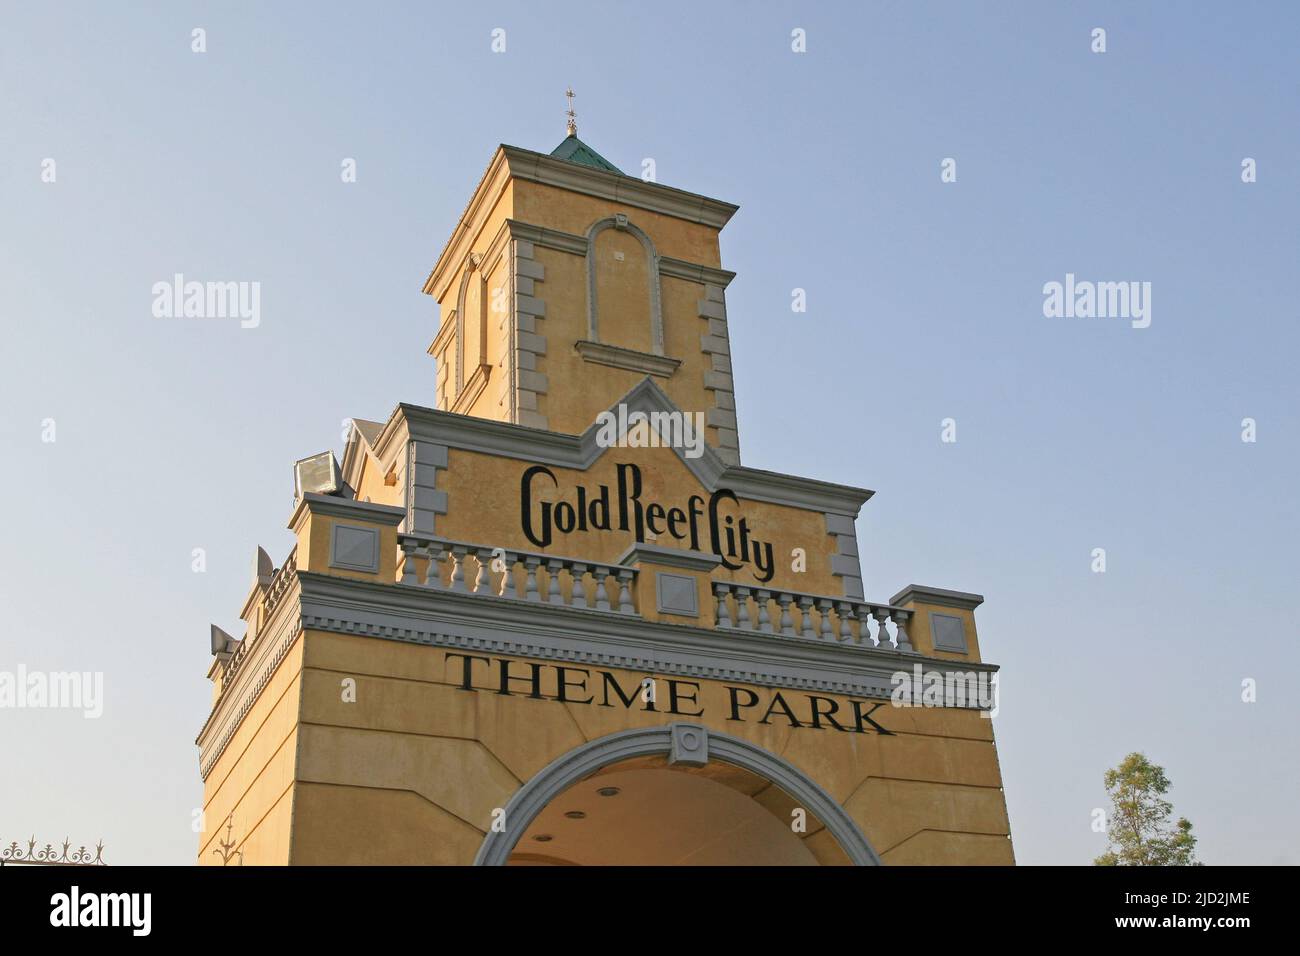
[565,87,577,137]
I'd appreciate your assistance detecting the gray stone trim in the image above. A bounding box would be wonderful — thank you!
[930,612,969,653]
[510,238,547,430]
[295,571,997,705]
[397,377,874,516]
[473,724,881,866]
[655,571,700,617]
[658,256,737,289]
[499,145,739,229]
[585,215,665,354]
[329,523,381,574]
[825,512,864,600]
[503,219,735,292]
[669,723,709,767]
[405,441,450,535]
[197,616,303,781]
[502,219,588,257]
[289,493,406,530]
[617,541,722,572]
[453,253,485,397]
[696,281,741,466]
[697,282,741,464]
[889,585,986,611]
[574,339,681,378]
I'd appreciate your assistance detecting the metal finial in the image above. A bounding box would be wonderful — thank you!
[565,87,577,136]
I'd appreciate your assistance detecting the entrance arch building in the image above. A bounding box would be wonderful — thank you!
[195,128,1014,866]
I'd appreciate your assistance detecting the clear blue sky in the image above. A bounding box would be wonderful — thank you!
[2,1,1296,865]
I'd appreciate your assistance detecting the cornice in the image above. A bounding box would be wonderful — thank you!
[395,378,873,516]
[427,310,458,357]
[657,256,737,289]
[196,605,304,781]
[574,340,682,378]
[500,219,735,290]
[295,572,998,705]
[424,145,740,303]
[617,542,721,572]
[500,145,739,230]
[889,585,986,611]
[503,219,588,257]
[424,148,511,300]
[288,493,406,534]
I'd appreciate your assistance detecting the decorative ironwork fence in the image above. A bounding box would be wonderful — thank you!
[1,837,106,866]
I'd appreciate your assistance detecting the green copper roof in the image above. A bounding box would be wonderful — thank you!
[549,134,624,175]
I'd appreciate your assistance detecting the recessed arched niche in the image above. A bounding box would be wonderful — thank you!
[452,252,490,410]
[578,215,679,378]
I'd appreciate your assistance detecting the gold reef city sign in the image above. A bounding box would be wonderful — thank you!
[520,462,776,581]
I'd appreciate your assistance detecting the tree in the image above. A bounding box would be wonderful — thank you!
[1095,752,1200,865]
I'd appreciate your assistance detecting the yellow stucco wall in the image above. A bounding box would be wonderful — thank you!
[512,180,722,266]
[435,443,840,601]
[281,630,1012,865]
[198,635,303,866]
[425,160,730,445]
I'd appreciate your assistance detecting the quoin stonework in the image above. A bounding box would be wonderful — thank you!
[195,124,1014,866]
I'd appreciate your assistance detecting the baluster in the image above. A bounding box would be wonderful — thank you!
[836,601,853,641]
[892,609,914,652]
[523,556,541,602]
[735,587,752,628]
[400,541,419,584]
[449,546,469,593]
[616,570,635,614]
[423,545,445,588]
[570,563,589,608]
[473,549,492,594]
[851,604,870,644]
[777,593,795,636]
[499,552,518,598]
[816,599,834,640]
[546,559,564,605]
[798,596,815,638]
[714,584,732,627]
[592,565,611,611]
[874,608,894,649]
[755,589,773,632]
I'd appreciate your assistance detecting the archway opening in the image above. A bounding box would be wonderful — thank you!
[508,754,841,866]
[477,725,879,866]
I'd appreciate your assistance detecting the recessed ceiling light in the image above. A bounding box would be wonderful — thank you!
[533,834,553,843]
[597,786,620,797]
[564,810,587,820]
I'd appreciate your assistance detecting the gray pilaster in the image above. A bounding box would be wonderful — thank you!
[406,440,450,534]
[512,238,548,430]
[825,512,864,600]
[698,283,740,464]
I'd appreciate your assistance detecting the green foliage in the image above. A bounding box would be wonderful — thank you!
[1094,752,1200,866]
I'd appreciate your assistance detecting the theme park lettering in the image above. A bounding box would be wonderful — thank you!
[520,462,775,582]
[446,653,893,735]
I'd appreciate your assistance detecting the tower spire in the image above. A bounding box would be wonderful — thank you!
[565,87,577,137]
